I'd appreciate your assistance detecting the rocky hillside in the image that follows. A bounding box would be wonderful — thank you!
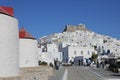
[39,24,120,55]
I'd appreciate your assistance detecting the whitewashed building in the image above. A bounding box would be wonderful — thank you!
[39,24,120,63]
[38,43,62,65]
[0,6,19,77]
[19,28,38,67]
[62,45,97,62]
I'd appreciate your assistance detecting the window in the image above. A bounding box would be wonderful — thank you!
[81,51,83,55]
[88,51,90,55]
[74,51,77,55]
[63,52,64,56]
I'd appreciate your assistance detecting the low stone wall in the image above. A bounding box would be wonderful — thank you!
[0,66,53,80]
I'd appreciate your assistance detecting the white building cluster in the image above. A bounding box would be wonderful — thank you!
[39,24,120,64]
[38,43,62,65]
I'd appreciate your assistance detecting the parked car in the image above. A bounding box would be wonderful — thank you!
[108,58,120,73]
[62,62,71,66]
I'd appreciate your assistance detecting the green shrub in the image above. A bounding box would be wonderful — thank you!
[49,63,53,67]
[39,61,48,66]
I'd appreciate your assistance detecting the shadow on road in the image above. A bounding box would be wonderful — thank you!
[110,74,120,77]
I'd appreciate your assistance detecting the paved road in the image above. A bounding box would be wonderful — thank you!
[88,66,120,80]
[48,66,120,80]
[48,67,65,80]
[48,66,103,80]
[67,66,102,80]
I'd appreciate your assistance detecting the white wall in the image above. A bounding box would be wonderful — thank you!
[38,51,63,64]
[19,39,38,67]
[46,43,63,62]
[38,52,54,65]
[47,43,58,52]
[68,46,96,60]
[62,47,68,62]
[38,47,42,60]
[62,46,97,62]
[0,14,19,77]
[51,52,63,62]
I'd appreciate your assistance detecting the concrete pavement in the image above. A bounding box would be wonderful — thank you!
[48,67,65,80]
[48,66,120,80]
[67,66,102,80]
[88,66,120,80]
[48,66,102,80]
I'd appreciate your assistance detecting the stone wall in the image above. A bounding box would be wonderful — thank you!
[0,66,53,80]
[63,24,90,32]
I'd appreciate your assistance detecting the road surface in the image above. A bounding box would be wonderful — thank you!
[49,66,104,80]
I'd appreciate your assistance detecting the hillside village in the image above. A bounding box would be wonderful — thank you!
[38,24,120,65]
[0,6,120,80]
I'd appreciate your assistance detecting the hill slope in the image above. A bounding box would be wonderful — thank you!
[39,24,120,56]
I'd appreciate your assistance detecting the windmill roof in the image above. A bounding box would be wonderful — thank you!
[19,27,35,39]
[0,6,14,17]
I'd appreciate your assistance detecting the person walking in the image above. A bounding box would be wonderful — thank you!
[96,59,99,68]
[54,58,60,70]
[101,61,105,69]
[78,60,81,66]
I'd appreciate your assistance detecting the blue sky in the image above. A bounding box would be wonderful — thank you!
[0,0,120,39]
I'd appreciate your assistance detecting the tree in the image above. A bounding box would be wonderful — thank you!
[93,45,97,50]
[91,53,98,62]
